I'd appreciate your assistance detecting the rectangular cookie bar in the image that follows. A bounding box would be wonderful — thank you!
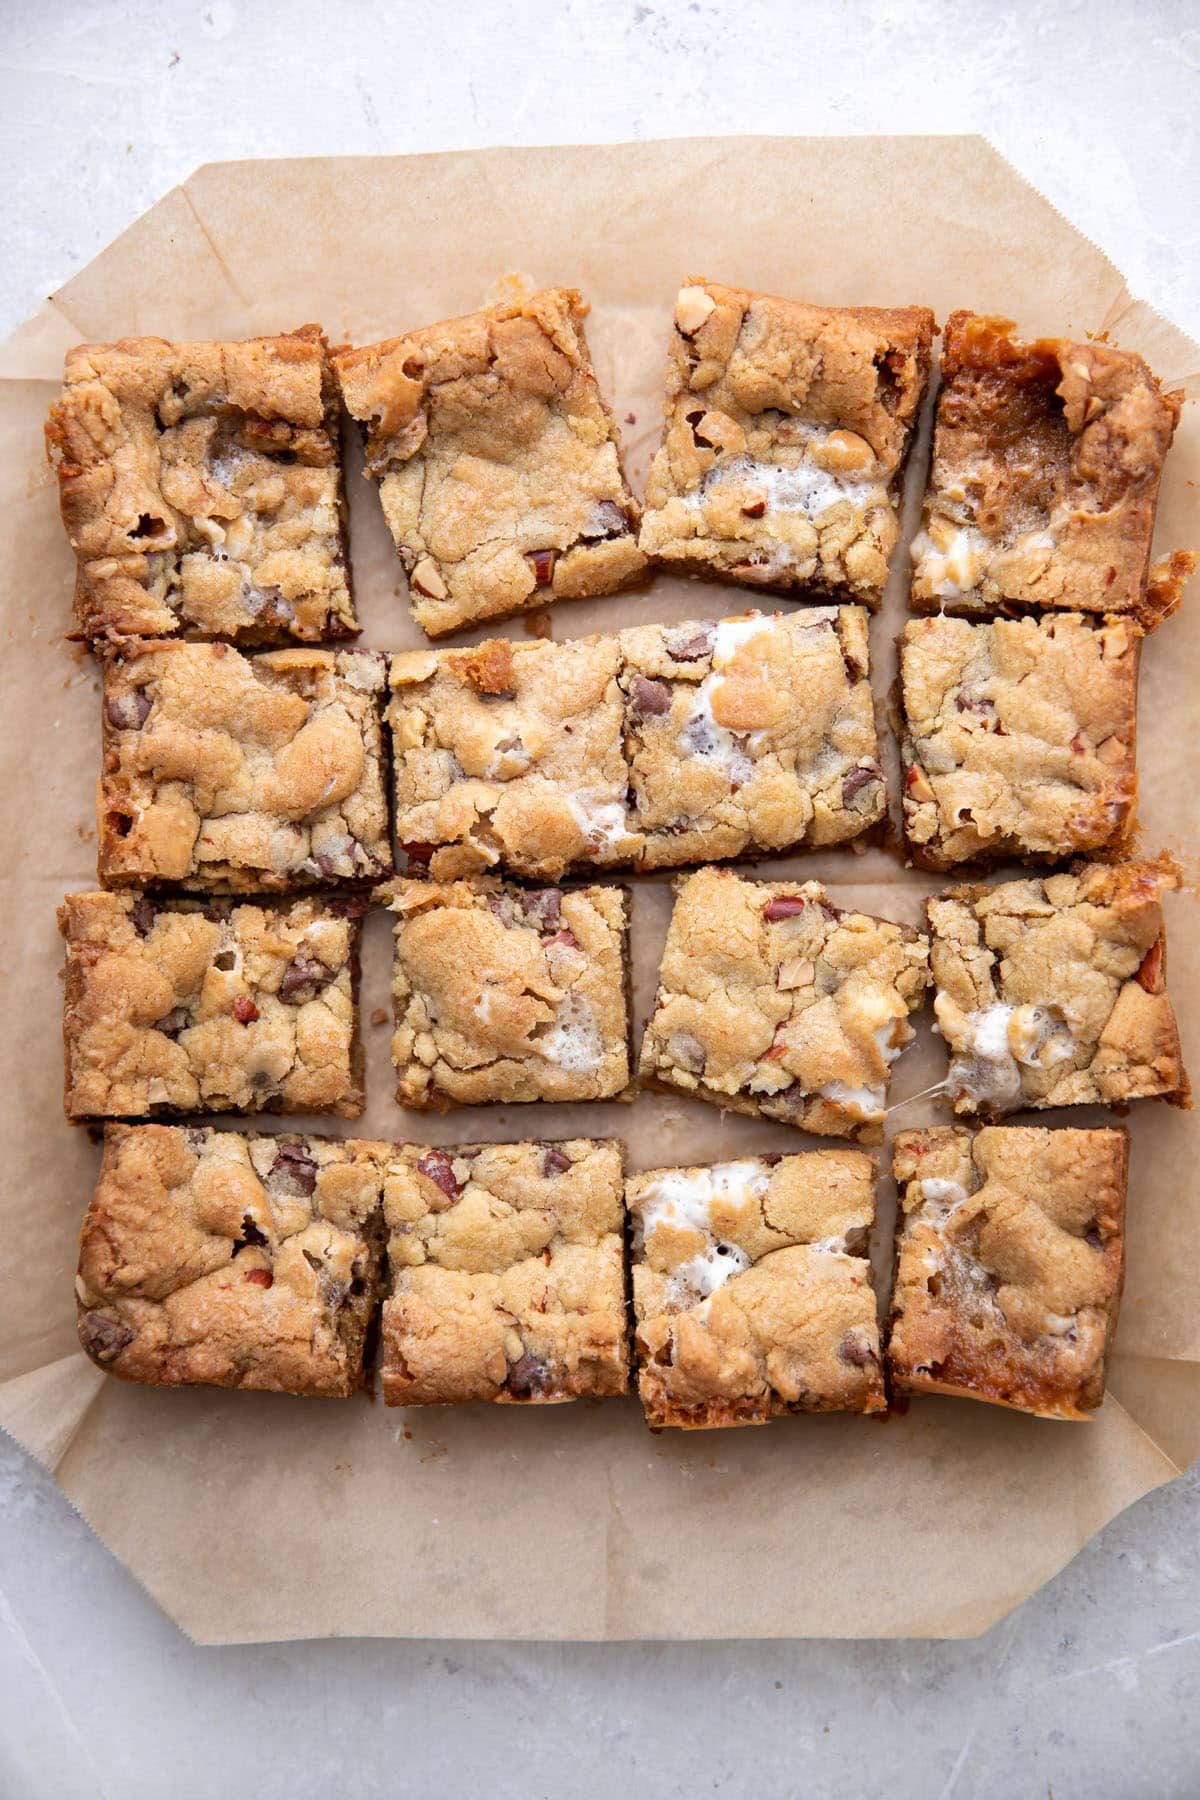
[909,312,1190,627]
[45,325,356,643]
[97,643,392,892]
[638,279,935,605]
[59,890,366,1121]
[380,1138,628,1405]
[627,1151,885,1428]
[333,288,644,636]
[379,877,630,1107]
[887,1125,1128,1419]
[928,862,1188,1117]
[389,608,884,881]
[638,867,930,1143]
[76,1124,386,1397]
[899,613,1140,870]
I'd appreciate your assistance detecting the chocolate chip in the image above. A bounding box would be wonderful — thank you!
[268,1144,318,1198]
[79,1311,133,1365]
[842,764,881,803]
[106,691,151,731]
[540,1146,572,1177]
[1085,1227,1104,1249]
[955,690,997,723]
[523,888,562,931]
[581,500,630,539]
[155,1007,189,1039]
[279,957,333,1002]
[130,896,156,937]
[239,1214,268,1247]
[763,896,807,921]
[630,675,672,720]
[664,623,715,662]
[506,1351,551,1397]
[838,1330,879,1368]
[400,842,436,870]
[543,928,580,951]
[416,1150,461,1201]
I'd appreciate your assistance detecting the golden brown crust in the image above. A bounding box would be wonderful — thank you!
[97,643,392,892]
[639,279,935,604]
[380,1138,628,1405]
[379,877,630,1107]
[887,1124,1128,1419]
[637,867,930,1143]
[389,609,884,882]
[45,326,356,644]
[628,1151,885,1428]
[76,1124,388,1397]
[910,312,1188,627]
[333,288,645,636]
[899,614,1140,870]
[59,891,365,1121]
[928,862,1188,1116]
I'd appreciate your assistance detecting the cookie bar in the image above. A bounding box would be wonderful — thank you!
[929,863,1188,1117]
[333,288,644,636]
[638,279,934,605]
[389,609,884,881]
[76,1125,386,1397]
[638,867,930,1143]
[97,643,392,892]
[59,890,366,1121]
[909,312,1191,627]
[45,326,355,643]
[887,1125,1128,1419]
[899,614,1139,870]
[380,1138,628,1404]
[379,878,630,1107]
[627,1152,885,1428]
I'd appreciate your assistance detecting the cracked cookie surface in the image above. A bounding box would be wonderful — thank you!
[98,643,392,892]
[380,1137,628,1404]
[59,891,365,1120]
[899,613,1140,870]
[45,325,355,643]
[638,279,934,605]
[76,1124,387,1396]
[638,867,930,1143]
[909,312,1190,626]
[389,609,884,881]
[928,862,1188,1117]
[333,288,644,636]
[379,877,630,1106]
[627,1151,884,1428]
[887,1125,1128,1419]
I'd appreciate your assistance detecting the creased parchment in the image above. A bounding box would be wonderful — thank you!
[0,137,1196,1644]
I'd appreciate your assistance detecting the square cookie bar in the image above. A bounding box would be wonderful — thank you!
[638,867,930,1142]
[887,1125,1128,1419]
[98,643,392,892]
[899,614,1140,870]
[638,279,934,605]
[76,1125,386,1397]
[389,609,884,881]
[380,1138,628,1405]
[627,1151,885,1428]
[333,288,644,636]
[379,878,630,1107]
[59,890,366,1121]
[909,312,1189,626]
[929,862,1188,1116]
[45,326,355,643]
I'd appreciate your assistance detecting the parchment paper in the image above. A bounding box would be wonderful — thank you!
[1,137,1197,1644]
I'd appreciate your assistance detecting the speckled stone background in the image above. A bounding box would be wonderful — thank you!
[3,3,1198,1796]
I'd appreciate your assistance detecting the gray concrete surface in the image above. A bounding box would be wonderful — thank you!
[2,3,1198,1795]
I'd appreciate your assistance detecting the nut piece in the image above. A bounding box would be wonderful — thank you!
[812,429,874,475]
[675,284,717,337]
[411,558,448,600]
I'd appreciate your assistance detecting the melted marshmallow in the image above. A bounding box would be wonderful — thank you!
[637,1160,766,1300]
